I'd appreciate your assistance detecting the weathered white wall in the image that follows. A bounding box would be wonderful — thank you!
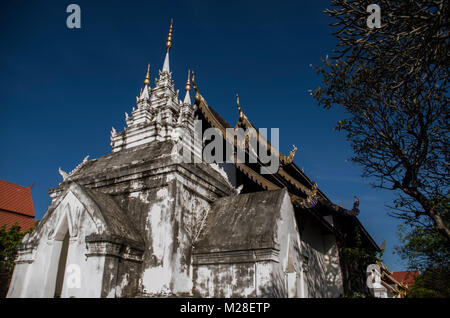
[192,191,308,298]
[193,262,256,297]
[8,190,105,298]
[108,160,232,297]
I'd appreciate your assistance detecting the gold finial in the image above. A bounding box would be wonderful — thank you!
[144,64,150,86]
[236,93,244,118]
[191,70,196,89]
[185,69,191,91]
[288,145,297,161]
[191,71,201,104]
[166,18,173,51]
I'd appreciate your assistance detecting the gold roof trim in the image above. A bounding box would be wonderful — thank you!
[192,74,326,209]
[377,261,409,297]
[285,145,297,164]
[234,100,294,165]
[194,91,281,192]
[278,168,313,196]
[235,162,279,191]
[191,71,202,106]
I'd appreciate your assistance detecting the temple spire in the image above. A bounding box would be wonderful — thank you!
[162,19,173,73]
[183,69,191,104]
[139,64,151,101]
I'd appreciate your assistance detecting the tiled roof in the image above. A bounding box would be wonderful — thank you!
[391,271,420,286]
[0,209,36,232]
[0,179,35,217]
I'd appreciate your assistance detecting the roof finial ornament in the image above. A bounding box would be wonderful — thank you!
[144,63,150,86]
[58,167,69,181]
[236,93,244,118]
[351,196,360,216]
[191,71,197,91]
[185,69,191,92]
[191,70,201,104]
[287,145,297,162]
[162,19,173,73]
[166,18,173,51]
[183,69,191,104]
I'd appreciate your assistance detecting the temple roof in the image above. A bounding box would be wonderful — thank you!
[194,189,288,253]
[78,184,145,249]
[65,140,175,181]
[30,182,145,250]
[191,75,379,250]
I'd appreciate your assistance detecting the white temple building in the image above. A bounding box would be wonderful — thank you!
[7,20,378,298]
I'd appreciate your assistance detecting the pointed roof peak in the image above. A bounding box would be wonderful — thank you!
[162,51,170,73]
[166,18,173,51]
[162,19,173,73]
[139,65,150,101]
[185,69,191,92]
[183,70,191,105]
[144,63,151,86]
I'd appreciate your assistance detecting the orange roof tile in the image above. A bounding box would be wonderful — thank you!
[0,209,36,232]
[0,179,35,217]
[391,271,420,286]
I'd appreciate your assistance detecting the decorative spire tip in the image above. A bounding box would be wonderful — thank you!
[144,63,150,86]
[185,69,191,91]
[166,18,173,51]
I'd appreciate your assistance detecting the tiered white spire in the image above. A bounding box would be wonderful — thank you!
[138,64,151,102]
[111,19,197,153]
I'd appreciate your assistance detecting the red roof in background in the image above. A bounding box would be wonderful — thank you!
[0,179,35,217]
[0,210,36,232]
[391,271,420,286]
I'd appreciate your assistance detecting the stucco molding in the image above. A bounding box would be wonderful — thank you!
[14,243,37,264]
[85,238,143,263]
[192,248,280,265]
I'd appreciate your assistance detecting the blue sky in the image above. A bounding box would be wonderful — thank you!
[0,1,406,270]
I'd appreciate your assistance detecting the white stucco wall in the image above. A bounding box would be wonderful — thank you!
[8,190,107,298]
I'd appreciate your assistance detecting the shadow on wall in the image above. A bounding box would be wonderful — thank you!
[258,268,287,298]
[300,215,343,298]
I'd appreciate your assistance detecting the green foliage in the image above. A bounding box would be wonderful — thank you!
[396,224,450,272]
[340,227,380,297]
[0,223,33,272]
[395,220,450,298]
[408,267,450,298]
[343,228,380,266]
